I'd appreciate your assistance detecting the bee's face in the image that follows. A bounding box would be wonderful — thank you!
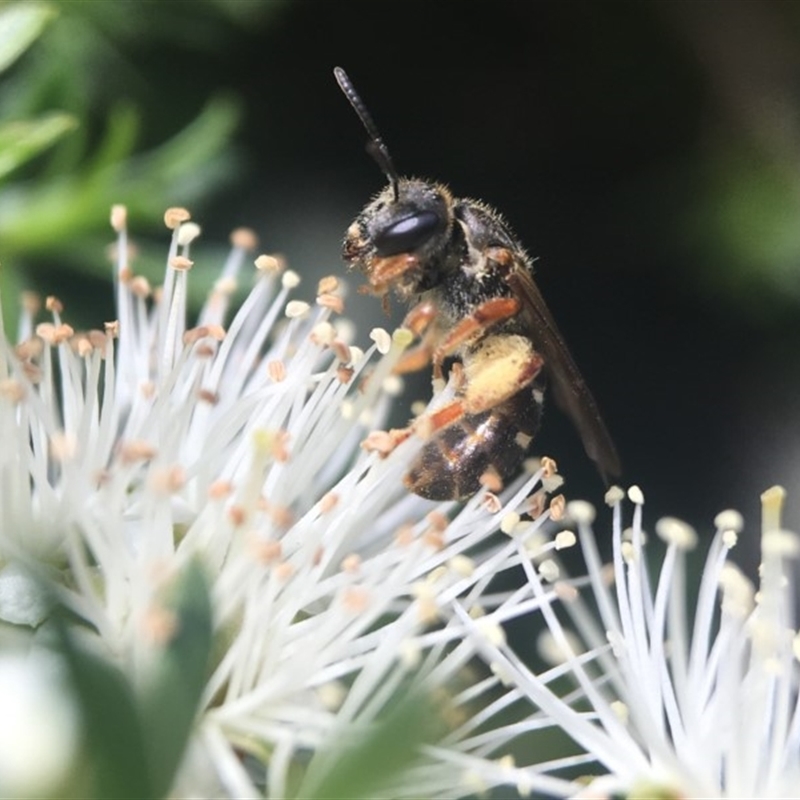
[343,178,454,299]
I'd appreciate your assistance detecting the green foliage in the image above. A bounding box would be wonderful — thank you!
[0,3,76,180]
[59,626,153,799]
[57,559,213,799]
[0,111,76,181]
[296,684,448,800]
[0,96,239,259]
[680,139,800,321]
[0,2,55,73]
[0,0,247,331]
[137,560,214,798]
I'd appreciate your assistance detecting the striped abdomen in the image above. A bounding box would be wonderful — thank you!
[404,384,544,501]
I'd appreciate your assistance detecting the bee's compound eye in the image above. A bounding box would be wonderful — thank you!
[373,210,442,256]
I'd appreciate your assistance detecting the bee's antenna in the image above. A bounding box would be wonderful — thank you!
[334,67,400,201]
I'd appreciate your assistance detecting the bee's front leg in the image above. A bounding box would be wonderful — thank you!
[393,300,439,376]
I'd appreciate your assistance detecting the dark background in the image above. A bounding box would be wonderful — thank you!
[37,1,800,562]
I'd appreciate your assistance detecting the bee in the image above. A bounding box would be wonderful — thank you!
[335,67,620,500]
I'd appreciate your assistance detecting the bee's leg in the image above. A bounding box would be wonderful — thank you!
[402,300,437,335]
[413,341,543,440]
[393,343,435,375]
[462,336,544,414]
[432,297,520,367]
[414,398,466,439]
[393,300,438,376]
[362,252,419,295]
[361,426,413,455]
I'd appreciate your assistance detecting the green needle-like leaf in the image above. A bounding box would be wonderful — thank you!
[297,686,446,800]
[0,112,77,181]
[59,627,154,799]
[138,559,213,798]
[0,2,56,74]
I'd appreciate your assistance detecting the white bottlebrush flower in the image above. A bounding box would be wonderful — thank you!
[0,205,567,798]
[454,483,800,799]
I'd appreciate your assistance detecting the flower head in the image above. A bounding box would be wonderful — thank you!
[456,484,800,798]
[0,206,568,798]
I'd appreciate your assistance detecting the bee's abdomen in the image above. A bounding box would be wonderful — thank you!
[404,387,543,501]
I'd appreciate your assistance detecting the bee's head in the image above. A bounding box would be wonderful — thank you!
[343,178,454,298]
[335,69,456,298]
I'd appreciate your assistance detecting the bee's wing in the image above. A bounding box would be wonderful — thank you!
[504,260,621,483]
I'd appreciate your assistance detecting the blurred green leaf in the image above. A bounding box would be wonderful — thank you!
[85,102,139,174]
[297,686,446,800]
[59,628,153,799]
[0,1,246,306]
[0,253,24,338]
[0,2,55,74]
[0,111,76,180]
[0,95,240,260]
[138,94,240,185]
[684,144,800,316]
[137,559,213,799]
